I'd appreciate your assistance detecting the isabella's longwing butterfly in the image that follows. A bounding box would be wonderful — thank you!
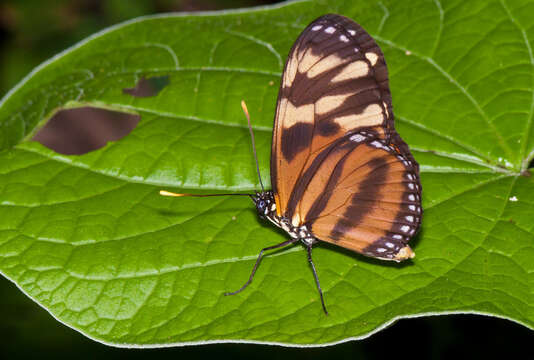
[161,14,422,314]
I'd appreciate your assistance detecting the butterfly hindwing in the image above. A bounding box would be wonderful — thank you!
[272,14,394,218]
[304,131,421,260]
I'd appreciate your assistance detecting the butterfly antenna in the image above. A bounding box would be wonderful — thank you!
[159,101,263,199]
[159,190,253,199]
[241,100,265,192]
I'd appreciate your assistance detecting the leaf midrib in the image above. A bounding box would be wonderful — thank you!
[2,166,511,278]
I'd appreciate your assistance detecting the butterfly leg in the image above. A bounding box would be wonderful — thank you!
[224,238,298,296]
[306,245,328,315]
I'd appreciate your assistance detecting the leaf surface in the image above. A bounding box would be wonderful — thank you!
[0,0,533,346]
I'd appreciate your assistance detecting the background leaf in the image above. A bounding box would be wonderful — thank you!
[0,0,533,347]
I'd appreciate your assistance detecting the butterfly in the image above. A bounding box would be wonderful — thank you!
[161,14,422,314]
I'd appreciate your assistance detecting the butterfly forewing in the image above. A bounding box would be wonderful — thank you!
[272,14,395,218]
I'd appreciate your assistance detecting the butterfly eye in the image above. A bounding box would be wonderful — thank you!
[255,199,271,218]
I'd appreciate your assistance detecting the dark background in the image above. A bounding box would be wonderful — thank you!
[0,0,531,358]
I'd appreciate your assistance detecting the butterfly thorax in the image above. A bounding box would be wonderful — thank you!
[253,191,317,246]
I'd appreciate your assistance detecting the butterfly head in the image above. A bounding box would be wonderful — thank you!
[252,190,275,218]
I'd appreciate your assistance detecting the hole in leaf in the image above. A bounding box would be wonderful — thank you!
[123,75,170,97]
[32,107,139,155]
[529,158,533,169]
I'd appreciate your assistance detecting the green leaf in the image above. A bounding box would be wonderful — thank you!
[1,0,534,346]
